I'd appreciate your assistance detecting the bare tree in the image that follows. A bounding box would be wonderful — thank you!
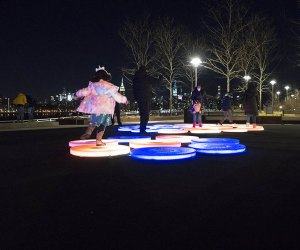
[154,17,187,114]
[119,15,156,85]
[250,15,277,110]
[202,0,249,93]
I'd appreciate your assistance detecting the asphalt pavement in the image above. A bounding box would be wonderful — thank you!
[1,124,300,249]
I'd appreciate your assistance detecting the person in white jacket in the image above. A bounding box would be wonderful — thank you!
[75,66,128,146]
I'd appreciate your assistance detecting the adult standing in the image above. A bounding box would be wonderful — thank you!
[242,82,259,128]
[132,65,161,134]
[26,94,35,121]
[13,92,27,122]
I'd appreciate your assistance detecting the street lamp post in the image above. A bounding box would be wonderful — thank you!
[191,57,202,89]
[270,80,276,112]
[284,86,290,102]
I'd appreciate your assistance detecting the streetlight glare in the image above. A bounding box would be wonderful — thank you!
[243,75,251,81]
[270,80,276,85]
[191,57,202,67]
[276,91,281,95]
[284,86,290,90]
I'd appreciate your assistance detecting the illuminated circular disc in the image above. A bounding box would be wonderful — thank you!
[247,126,264,131]
[151,124,180,129]
[191,138,240,144]
[190,129,221,134]
[130,147,196,160]
[69,139,118,147]
[130,129,158,133]
[157,129,188,134]
[129,140,181,148]
[118,125,140,132]
[222,129,248,133]
[155,135,199,143]
[107,135,151,143]
[188,143,246,154]
[70,145,130,157]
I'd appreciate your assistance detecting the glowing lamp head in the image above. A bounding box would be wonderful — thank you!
[191,57,202,67]
[270,80,276,86]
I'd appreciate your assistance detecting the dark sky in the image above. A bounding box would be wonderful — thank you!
[0,0,298,99]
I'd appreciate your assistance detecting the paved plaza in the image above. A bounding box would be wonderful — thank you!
[1,123,300,249]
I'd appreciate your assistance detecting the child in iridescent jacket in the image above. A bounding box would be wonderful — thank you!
[75,66,128,146]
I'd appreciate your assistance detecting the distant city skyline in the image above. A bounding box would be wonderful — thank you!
[0,0,298,99]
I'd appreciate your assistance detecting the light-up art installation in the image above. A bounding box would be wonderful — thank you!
[157,129,188,134]
[129,140,181,148]
[130,129,158,133]
[191,138,240,144]
[107,135,151,143]
[69,139,118,147]
[222,129,248,133]
[155,135,199,143]
[188,143,246,154]
[70,145,130,157]
[189,129,221,134]
[130,147,196,160]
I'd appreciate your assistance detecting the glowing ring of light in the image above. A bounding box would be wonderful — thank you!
[69,139,118,147]
[130,147,196,160]
[157,129,188,134]
[151,124,180,129]
[130,129,158,133]
[189,129,221,134]
[70,145,130,157]
[188,143,246,154]
[244,126,264,131]
[222,129,248,133]
[107,135,151,143]
[129,140,181,148]
[155,135,199,143]
[191,138,240,144]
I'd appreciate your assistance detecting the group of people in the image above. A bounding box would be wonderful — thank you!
[13,92,35,122]
[75,65,259,146]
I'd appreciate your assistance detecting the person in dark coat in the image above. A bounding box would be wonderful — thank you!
[26,94,35,121]
[191,85,206,127]
[132,65,161,134]
[111,102,122,126]
[218,92,233,125]
[242,82,259,128]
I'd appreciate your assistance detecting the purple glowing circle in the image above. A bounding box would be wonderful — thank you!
[188,143,246,154]
[130,147,196,160]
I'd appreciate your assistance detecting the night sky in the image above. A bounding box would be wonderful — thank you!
[0,0,298,99]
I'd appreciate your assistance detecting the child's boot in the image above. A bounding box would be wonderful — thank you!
[193,122,196,128]
[198,122,202,127]
[253,123,256,128]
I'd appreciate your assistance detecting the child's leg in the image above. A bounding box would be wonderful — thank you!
[198,113,202,127]
[96,124,106,146]
[80,125,96,139]
[246,115,251,126]
[192,113,196,127]
[252,115,257,128]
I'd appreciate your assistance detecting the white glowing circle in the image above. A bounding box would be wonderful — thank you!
[130,147,196,160]
[188,143,246,154]
[69,139,118,147]
[222,129,248,133]
[70,145,130,157]
[157,129,188,134]
[129,140,181,148]
[238,125,264,131]
[130,129,158,133]
[190,129,221,134]
[155,135,199,143]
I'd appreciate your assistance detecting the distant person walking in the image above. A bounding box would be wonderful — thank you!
[132,65,161,134]
[26,94,35,121]
[242,82,259,128]
[75,66,128,146]
[218,92,233,125]
[111,102,122,126]
[13,92,27,122]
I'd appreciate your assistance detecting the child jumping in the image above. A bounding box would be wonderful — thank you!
[75,66,128,146]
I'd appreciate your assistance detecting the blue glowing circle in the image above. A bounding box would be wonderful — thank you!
[191,138,240,144]
[107,135,151,143]
[188,143,246,154]
[130,147,196,160]
[130,129,158,133]
[118,125,140,132]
